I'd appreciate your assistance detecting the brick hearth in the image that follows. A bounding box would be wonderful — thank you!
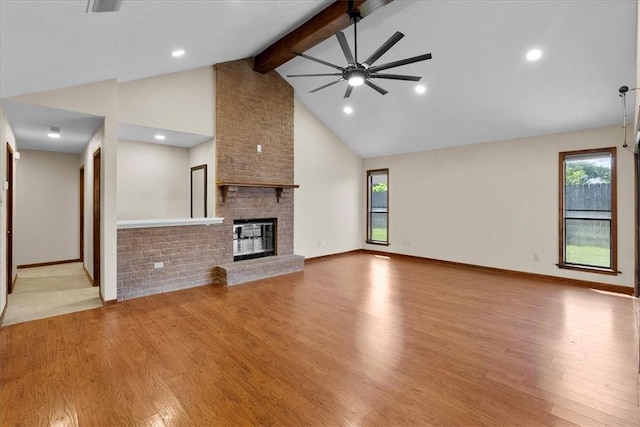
[214,254,304,286]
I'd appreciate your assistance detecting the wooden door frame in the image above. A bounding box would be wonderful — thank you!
[6,144,14,294]
[80,166,85,263]
[635,149,639,298]
[92,149,100,288]
[635,148,639,374]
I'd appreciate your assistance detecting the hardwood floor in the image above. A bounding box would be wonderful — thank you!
[1,252,638,426]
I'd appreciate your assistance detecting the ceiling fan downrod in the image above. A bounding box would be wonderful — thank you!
[347,3,362,64]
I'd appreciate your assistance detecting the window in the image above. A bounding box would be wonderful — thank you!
[367,169,389,245]
[559,148,617,274]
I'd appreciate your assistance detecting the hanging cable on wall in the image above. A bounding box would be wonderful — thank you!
[618,85,638,148]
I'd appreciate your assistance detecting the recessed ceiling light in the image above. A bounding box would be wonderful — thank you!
[343,106,353,115]
[154,134,166,140]
[171,49,185,58]
[415,85,426,94]
[47,127,61,139]
[526,49,542,61]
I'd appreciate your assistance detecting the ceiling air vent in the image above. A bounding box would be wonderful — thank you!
[87,0,123,13]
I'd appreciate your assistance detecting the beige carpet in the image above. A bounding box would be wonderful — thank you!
[3,262,102,326]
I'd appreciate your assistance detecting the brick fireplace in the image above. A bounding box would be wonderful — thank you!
[213,58,303,285]
[117,58,303,300]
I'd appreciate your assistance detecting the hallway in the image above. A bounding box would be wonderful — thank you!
[3,262,101,325]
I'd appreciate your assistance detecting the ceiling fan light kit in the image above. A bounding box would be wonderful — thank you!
[287,4,432,98]
[348,69,366,86]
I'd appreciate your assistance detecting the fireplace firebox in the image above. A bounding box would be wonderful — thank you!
[233,218,276,261]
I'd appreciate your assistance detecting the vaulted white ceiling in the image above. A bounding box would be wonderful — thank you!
[278,0,637,157]
[0,0,636,158]
[0,0,334,98]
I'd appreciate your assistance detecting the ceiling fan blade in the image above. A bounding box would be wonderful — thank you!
[369,73,422,82]
[368,53,432,73]
[336,32,355,65]
[344,85,354,98]
[365,79,388,96]
[309,79,344,93]
[287,73,343,77]
[362,31,405,67]
[294,52,345,71]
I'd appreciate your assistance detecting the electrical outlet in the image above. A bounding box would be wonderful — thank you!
[533,254,539,262]
[154,262,164,269]
[322,240,326,247]
[257,144,262,153]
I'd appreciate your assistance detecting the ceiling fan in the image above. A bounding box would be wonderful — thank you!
[287,3,432,98]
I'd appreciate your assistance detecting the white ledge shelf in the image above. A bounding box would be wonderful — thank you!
[117,217,224,230]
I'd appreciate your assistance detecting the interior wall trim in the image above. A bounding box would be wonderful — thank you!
[304,249,364,263]
[17,258,81,269]
[360,250,634,295]
[0,299,8,327]
[83,265,94,286]
[99,291,117,306]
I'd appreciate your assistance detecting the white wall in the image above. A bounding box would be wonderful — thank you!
[117,140,190,220]
[80,125,103,282]
[294,100,363,258]
[15,150,79,265]
[117,67,216,220]
[189,139,215,218]
[0,106,17,317]
[117,66,215,137]
[363,126,635,288]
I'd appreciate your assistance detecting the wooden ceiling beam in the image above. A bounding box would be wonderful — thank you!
[253,0,394,74]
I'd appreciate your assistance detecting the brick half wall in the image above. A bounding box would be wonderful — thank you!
[117,224,230,300]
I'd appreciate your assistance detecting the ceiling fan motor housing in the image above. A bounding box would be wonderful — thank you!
[344,67,368,86]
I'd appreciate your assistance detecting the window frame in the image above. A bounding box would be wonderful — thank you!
[558,147,618,275]
[366,168,389,246]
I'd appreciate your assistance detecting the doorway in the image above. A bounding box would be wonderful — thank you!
[93,149,100,288]
[6,143,14,294]
[7,148,99,325]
